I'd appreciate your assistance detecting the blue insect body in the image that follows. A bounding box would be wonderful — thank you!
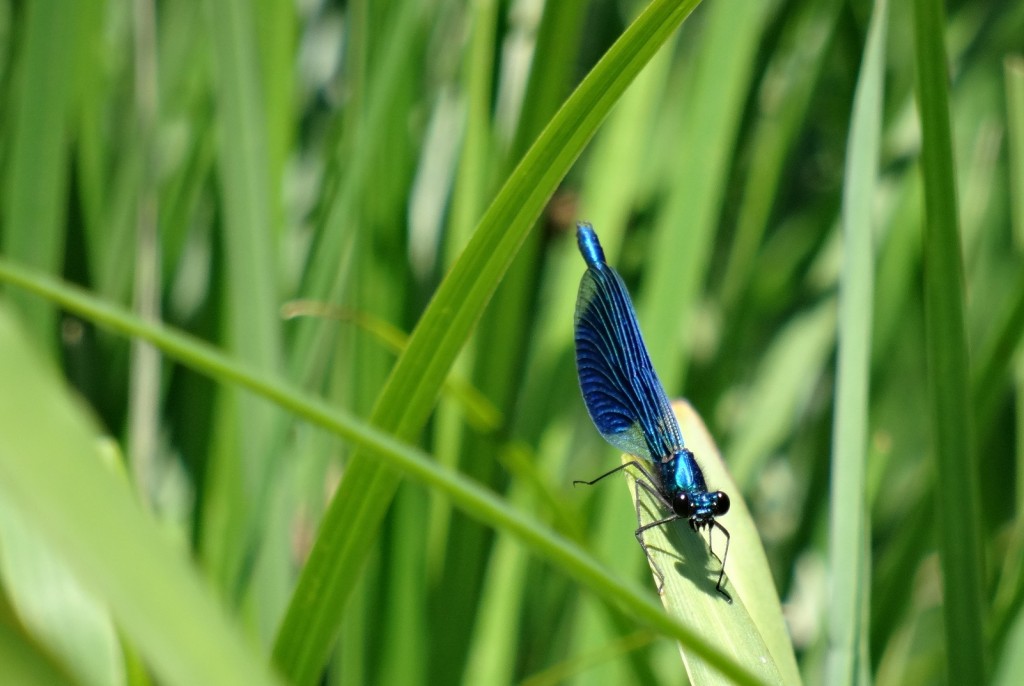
[573,222,731,601]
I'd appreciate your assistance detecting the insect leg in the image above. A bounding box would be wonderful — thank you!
[632,477,679,594]
[573,460,648,487]
[709,520,732,603]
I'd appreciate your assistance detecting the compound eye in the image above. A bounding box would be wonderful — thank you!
[674,493,696,518]
[712,491,730,516]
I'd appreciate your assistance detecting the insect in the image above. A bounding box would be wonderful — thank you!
[572,222,732,602]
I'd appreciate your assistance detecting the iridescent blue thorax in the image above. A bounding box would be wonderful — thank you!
[658,449,707,496]
[656,449,724,524]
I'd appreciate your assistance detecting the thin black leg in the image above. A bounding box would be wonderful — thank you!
[573,460,648,487]
[633,477,679,593]
[711,520,732,603]
[700,524,733,606]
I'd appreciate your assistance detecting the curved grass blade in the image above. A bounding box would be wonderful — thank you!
[0,305,284,686]
[280,300,502,432]
[634,401,800,685]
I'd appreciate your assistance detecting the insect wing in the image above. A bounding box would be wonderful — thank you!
[574,261,685,461]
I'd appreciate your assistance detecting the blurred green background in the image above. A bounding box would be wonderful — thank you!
[0,0,1022,684]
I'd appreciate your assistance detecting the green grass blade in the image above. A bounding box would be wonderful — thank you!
[827,0,887,683]
[1007,56,1024,519]
[252,0,295,192]
[0,305,284,686]
[0,0,77,345]
[272,1,703,681]
[912,0,987,681]
[200,0,285,597]
[639,402,800,685]
[1009,57,1024,247]
[0,260,766,686]
[973,57,1024,431]
[989,55,1024,679]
